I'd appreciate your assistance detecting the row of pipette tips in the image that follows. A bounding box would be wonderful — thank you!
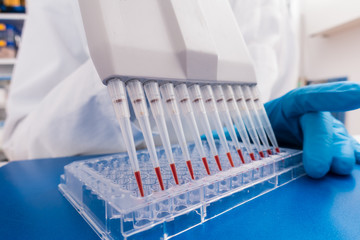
[107,78,280,197]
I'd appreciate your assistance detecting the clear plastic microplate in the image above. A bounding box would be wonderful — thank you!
[59,140,304,240]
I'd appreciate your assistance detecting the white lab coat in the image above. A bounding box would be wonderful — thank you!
[2,0,298,160]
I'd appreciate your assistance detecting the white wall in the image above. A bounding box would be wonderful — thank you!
[303,0,360,135]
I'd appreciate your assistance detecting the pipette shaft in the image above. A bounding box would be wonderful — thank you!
[126,80,165,190]
[107,79,144,197]
[144,81,179,184]
[160,83,195,180]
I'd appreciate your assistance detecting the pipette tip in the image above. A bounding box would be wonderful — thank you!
[170,163,179,185]
[259,151,265,158]
[237,149,245,164]
[226,152,235,167]
[186,160,195,180]
[275,147,280,153]
[134,171,145,197]
[249,153,255,161]
[214,155,222,171]
[267,149,272,155]
[201,157,211,175]
[154,167,165,191]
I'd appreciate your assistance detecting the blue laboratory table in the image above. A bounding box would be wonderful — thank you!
[0,155,359,240]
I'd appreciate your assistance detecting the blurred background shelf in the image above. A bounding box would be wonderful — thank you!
[311,16,360,37]
[0,58,16,65]
[0,13,26,20]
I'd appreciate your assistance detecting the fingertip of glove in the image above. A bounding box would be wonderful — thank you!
[331,134,356,175]
[304,159,330,179]
[303,151,331,178]
[331,155,355,175]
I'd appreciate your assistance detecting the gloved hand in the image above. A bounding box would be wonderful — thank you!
[265,82,360,178]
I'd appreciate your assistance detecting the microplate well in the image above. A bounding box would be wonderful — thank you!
[59,140,304,240]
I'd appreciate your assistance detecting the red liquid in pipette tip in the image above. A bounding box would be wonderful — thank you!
[259,151,265,158]
[154,167,165,191]
[214,155,222,171]
[186,160,195,179]
[275,147,280,153]
[227,152,235,167]
[170,163,179,185]
[134,171,145,197]
[201,157,211,175]
[249,153,255,161]
[237,149,245,164]
[267,149,272,155]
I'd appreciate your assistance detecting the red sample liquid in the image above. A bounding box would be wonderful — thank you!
[275,147,280,153]
[237,149,245,164]
[201,157,211,175]
[267,149,272,155]
[259,151,265,158]
[134,171,144,197]
[154,167,165,191]
[227,152,235,167]
[214,155,222,171]
[249,153,255,161]
[186,160,195,179]
[170,163,179,185]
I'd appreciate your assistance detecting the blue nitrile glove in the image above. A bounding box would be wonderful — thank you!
[265,82,360,178]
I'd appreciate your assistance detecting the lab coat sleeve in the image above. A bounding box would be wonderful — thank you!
[2,0,144,160]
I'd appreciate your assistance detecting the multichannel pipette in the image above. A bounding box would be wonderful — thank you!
[222,85,256,161]
[175,84,211,175]
[250,86,280,153]
[107,79,145,197]
[126,80,165,191]
[188,84,221,172]
[144,81,179,184]
[242,86,272,156]
[159,83,195,180]
[201,85,234,168]
[78,0,293,204]
[232,85,266,158]
[212,85,245,164]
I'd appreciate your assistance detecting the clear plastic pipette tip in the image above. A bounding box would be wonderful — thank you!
[175,83,211,176]
[222,85,256,162]
[144,81,179,184]
[242,85,272,156]
[160,83,195,180]
[201,85,234,169]
[188,84,223,172]
[251,85,280,154]
[126,79,165,190]
[232,85,266,159]
[107,79,145,197]
[212,85,246,165]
